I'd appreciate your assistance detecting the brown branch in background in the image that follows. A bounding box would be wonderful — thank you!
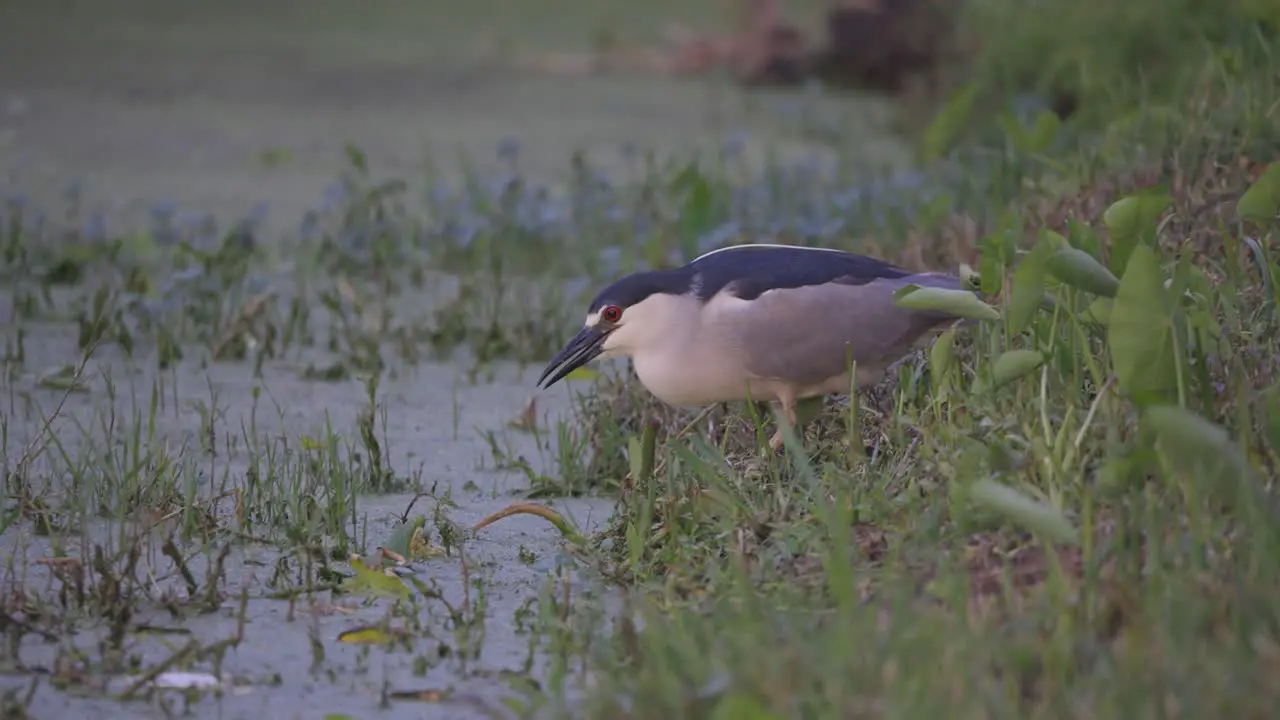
[511,0,963,99]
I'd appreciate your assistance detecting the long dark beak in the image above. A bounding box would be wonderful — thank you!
[538,325,611,390]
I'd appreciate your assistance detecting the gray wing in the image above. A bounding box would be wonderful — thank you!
[713,272,963,386]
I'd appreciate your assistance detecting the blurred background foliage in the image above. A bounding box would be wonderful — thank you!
[956,0,1278,124]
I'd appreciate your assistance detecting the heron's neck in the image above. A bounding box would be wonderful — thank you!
[644,293,702,347]
[626,294,732,405]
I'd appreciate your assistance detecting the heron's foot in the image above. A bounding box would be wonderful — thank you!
[768,395,822,455]
[769,404,796,455]
[768,428,786,455]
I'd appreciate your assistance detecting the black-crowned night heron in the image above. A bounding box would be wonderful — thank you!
[538,243,967,452]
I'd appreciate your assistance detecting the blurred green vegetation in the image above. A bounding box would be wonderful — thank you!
[497,2,1280,718]
[955,0,1278,126]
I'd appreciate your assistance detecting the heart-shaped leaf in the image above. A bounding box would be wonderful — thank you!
[1238,162,1280,223]
[1009,237,1053,334]
[991,349,1045,389]
[894,285,1000,321]
[969,479,1078,544]
[1107,245,1176,403]
[1047,247,1120,297]
[1144,405,1265,514]
[1103,191,1173,275]
[930,327,958,392]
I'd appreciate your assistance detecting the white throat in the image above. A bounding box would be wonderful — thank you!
[596,292,746,406]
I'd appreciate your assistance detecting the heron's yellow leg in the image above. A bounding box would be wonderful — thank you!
[768,395,825,453]
[768,398,794,453]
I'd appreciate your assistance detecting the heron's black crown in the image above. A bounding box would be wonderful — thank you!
[587,244,913,313]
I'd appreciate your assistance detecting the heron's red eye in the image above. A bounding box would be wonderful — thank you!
[601,305,622,323]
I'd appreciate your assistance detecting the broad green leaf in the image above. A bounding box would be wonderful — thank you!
[969,479,1078,544]
[1144,405,1238,459]
[1009,238,1052,334]
[1040,229,1070,251]
[894,285,1000,321]
[1103,191,1173,276]
[1067,216,1102,259]
[344,555,411,598]
[1107,245,1176,402]
[1103,191,1172,238]
[921,81,981,161]
[1237,162,1280,223]
[995,225,1020,265]
[991,349,1044,388]
[930,327,957,389]
[978,252,1004,296]
[1046,247,1120,297]
[1144,405,1260,510]
[628,421,657,484]
[1085,297,1112,325]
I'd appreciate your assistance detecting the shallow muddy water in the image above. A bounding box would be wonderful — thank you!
[1,318,618,718]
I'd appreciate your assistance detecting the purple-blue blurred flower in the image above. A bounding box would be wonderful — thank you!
[599,246,622,276]
[697,221,740,253]
[82,213,107,242]
[722,131,749,160]
[322,182,347,213]
[497,137,520,163]
[62,181,84,204]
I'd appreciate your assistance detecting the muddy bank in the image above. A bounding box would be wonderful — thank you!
[1,313,617,718]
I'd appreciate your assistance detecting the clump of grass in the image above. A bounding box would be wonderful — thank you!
[0,334,511,708]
